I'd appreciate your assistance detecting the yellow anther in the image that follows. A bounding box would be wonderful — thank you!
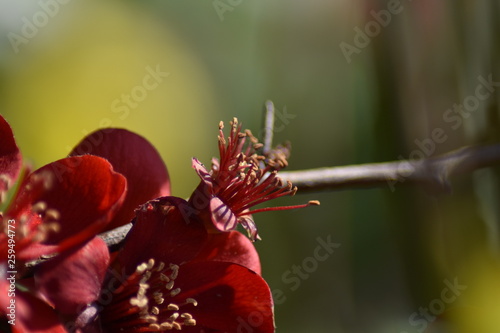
[160,322,173,330]
[136,262,148,274]
[167,303,179,311]
[130,296,148,308]
[44,209,60,221]
[165,280,174,290]
[148,323,160,330]
[170,288,181,297]
[168,312,179,321]
[147,258,155,270]
[156,262,165,272]
[180,313,193,319]
[184,318,196,326]
[185,298,198,306]
[32,201,47,213]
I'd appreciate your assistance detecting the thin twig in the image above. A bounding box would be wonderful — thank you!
[278,144,500,194]
[24,223,133,272]
[98,223,132,252]
[262,100,275,155]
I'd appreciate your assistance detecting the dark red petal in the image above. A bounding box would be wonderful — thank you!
[35,237,110,315]
[239,215,261,241]
[112,197,208,275]
[0,115,22,199]
[174,261,275,333]
[210,197,238,232]
[7,155,127,261]
[0,280,66,333]
[192,158,214,189]
[193,230,262,275]
[70,128,170,230]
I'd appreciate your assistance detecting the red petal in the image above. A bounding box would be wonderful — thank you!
[112,197,208,274]
[0,280,66,333]
[193,230,262,274]
[7,155,126,261]
[210,197,238,232]
[70,128,170,230]
[173,261,275,333]
[35,237,110,315]
[192,157,214,189]
[0,115,22,199]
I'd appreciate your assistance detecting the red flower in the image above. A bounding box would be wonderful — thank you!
[0,115,171,331]
[68,128,171,231]
[189,118,319,241]
[0,115,127,266]
[0,114,170,265]
[1,117,315,332]
[34,197,274,332]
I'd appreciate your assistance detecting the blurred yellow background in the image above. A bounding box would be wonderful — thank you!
[1,0,500,332]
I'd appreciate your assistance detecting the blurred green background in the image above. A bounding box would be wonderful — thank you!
[1,0,500,332]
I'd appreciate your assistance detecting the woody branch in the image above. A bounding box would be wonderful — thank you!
[278,143,500,193]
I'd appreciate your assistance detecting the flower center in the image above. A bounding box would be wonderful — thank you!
[190,118,319,240]
[0,174,13,203]
[1,168,61,257]
[1,199,61,265]
[100,259,198,332]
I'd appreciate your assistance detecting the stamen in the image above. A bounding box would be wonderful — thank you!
[136,263,149,274]
[165,281,174,290]
[191,117,319,240]
[147,259,155,270]
[160,322,173,330]
[149,323,160,330]
[156,262,165,272]
[168,312,179,321]
[130,296,147,308]
[44,209,60,221]
[240,200,321,216]
[184,319,197,326]
[100,260,198,331]
[169,264,179,280]
[170,288,181,297]
[0,174,12,189]
[167,304,179,311]
[185,298,198,306]
[32,201,47,213]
